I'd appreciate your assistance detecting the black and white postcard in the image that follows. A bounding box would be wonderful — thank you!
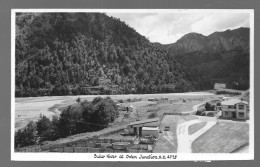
[11,9,254,161]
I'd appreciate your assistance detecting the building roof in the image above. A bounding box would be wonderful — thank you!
[128,118,159,126]
[142,127,159,131]
[221,99,248,106]
[141,122,158,127]
[214,83,226,86]
[223,97,230,100]
[113,142,130,146]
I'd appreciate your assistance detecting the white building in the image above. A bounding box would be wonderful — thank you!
[214,83,226,90]
[142,127,159,138]
[221,99,249,120]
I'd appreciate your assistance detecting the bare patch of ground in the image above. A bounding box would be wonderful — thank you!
[15,97,75,130]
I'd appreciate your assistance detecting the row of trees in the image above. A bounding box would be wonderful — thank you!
[15,97,119,148]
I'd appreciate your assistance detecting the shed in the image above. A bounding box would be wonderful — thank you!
[127,118,159,137]
[142,127,159,138]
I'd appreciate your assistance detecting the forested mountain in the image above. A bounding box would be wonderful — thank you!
[154,28,250,90]
[15,13,211,97]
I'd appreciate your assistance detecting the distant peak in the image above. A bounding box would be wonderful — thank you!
[176,32,206,42]
[183,32,204,37]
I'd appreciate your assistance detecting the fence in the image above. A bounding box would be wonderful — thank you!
[48,146,153,153]
[100,127,125,137]
[16,140,155,153]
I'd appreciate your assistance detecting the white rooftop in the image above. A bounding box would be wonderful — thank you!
[221,99,248,105]
[142,127,159,131]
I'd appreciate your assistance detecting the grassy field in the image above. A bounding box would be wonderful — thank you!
[109,95,214,135]
[192,121,249,153]
[188,122,207,135]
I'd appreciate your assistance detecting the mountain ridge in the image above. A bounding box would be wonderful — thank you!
[156,27,249,55]
[153,27,250,90]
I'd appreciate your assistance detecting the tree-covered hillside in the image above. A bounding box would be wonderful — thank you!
[15,13,211,97]
[155,28,250,90]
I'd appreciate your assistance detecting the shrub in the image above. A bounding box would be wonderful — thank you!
[216,90,241,96]
[15,121,37,148]
[196,110,204,116]
[216,102,221,106]
[207,112,215,117]
[36,115,53,142]
[147,108,158,112]
[148,112,158,119]
[76,97,81,104]
[205,102,215,111]
[118,99,124,103]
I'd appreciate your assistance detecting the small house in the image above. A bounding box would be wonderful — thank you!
[127,118,159,137]
[221,99,249,120]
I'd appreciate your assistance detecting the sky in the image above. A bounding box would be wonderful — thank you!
[106,11,250,44]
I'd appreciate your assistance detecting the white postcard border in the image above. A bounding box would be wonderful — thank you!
[11,9,254,161]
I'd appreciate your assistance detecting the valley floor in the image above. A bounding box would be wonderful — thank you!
[15,91,215,130]
[14,90,250,153]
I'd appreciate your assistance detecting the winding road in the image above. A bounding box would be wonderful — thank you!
[175,100,217,153]
[176,119,216,153]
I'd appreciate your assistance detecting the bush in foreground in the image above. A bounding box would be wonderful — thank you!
[15,97,118,148]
